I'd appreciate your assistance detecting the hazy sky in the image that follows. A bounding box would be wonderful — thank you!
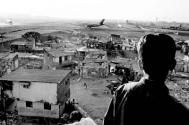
[0,0,189,22]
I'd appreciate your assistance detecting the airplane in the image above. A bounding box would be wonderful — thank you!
[87,19,105,29]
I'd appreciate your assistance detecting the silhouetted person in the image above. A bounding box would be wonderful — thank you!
[84,82,87,89]
[103,34,189,125]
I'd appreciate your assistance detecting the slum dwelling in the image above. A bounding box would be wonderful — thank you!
[79,49,109,78]
[0,69,72,119]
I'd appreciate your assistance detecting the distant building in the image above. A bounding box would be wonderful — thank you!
[86,39,106,50]
[175,57,189,73]
[16,53,44,69]
[0,39,21,52]
[10,40,44,53]
[44,48,76,70]
[0,53,19,77]
[122,39,136,51]
[0,69,72,118]
[181,43,189,55]
[75,47,89,61]
[80,50,109,78]
[110,34,122,44]
[76,46,106,61]
[10,41,32,52]
[110,57,141,73]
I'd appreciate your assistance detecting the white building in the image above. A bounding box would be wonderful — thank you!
[0,69,72,118]
[44,48,76,69]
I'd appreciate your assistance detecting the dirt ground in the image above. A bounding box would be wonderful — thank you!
[70,76,118,125]
[70,72,189,125]
[167,73,189,108]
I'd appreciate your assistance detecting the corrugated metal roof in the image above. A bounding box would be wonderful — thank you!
[0,69,71,83]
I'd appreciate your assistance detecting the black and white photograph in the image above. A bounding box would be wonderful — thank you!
[0,0,189,124]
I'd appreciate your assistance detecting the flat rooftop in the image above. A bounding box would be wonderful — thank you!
[0,69,71,83]
[45,48,75,57]
[76,46,106,53]
[0,52,10,59]
[11,41,27,46]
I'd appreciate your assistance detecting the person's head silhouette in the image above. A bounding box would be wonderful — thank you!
[137,34,176,81]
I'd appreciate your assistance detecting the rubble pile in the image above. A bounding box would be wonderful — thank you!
[0,111,18,125]
[166,77,189,108]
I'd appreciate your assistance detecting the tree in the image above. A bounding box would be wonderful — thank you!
[22,32,41,42]
[47,35,54,41]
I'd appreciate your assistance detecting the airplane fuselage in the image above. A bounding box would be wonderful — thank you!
[87,24,103,28]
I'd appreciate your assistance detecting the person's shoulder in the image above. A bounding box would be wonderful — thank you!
[163,96,189,123]
[115,80,143,97]
[118,77,145,91]
[168,96,189,115]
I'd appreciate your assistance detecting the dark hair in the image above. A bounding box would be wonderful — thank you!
[70,110,82,122]
[137,34,176,79]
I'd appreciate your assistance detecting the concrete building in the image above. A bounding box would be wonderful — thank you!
[122,39,136,51]
[81,60,108,78]
[10,40,44,54]
[80,50,109,78]
[0,39,20,52]
[110,34,122,44]
[44,48,76,70]
[75,47,89,61]
[86,39,106,50]
[76,46,107,61]
[0,69,72,118]
[175,57,189,73]
[0,53,19,77]
[17,53,44,69]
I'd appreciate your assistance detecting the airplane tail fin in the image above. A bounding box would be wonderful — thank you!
[99,19,105,25]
